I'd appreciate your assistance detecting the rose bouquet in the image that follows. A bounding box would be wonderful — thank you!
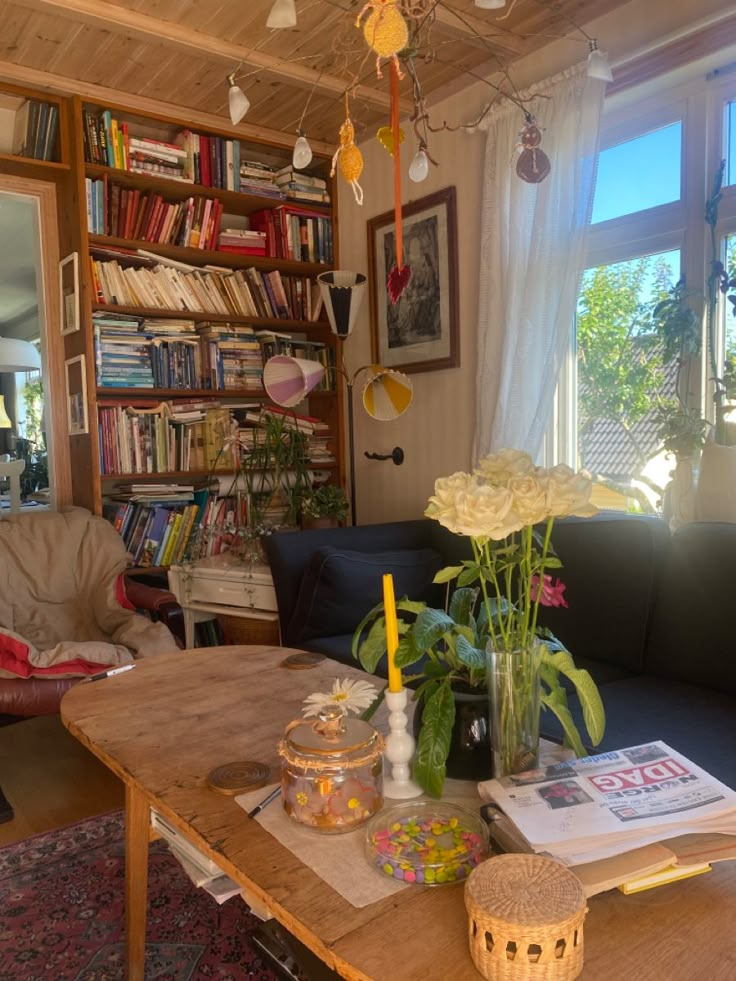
[353,449,606,796]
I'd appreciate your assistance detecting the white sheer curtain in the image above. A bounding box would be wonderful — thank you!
[474,64,605,461]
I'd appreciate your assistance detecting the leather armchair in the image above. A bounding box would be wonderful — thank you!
[0,507,184,720]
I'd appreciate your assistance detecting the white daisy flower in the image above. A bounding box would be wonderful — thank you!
[302,678,378,718]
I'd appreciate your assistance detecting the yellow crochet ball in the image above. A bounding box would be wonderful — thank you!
[339,144,364,183]
[363,5,408,58]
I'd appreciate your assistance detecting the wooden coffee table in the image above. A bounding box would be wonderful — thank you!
[61,646,736,981]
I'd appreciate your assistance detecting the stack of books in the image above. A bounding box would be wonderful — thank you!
[105,484,205,568]
[196,322,264,391]
[93,312,155,389]
[479,741,736,896]
[274,167,331,205]
[217,228,267,255]
[175,130,241,191]
[238,159,283,199]
[12,99,59,161]
[129,137,189,181]
[250,406,334,464]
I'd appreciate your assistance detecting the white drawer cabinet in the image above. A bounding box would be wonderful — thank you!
[168,555,279,649]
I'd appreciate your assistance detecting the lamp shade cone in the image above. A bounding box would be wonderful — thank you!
[0,395,11,429]
[0,336,41,371]
[362,367,413,420]
[263,355,325,407]
[317,271,367,338]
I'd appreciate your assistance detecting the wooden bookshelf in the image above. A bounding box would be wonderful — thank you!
[85,162,331,217]
[61,93,344,539]
[92,304,326,332]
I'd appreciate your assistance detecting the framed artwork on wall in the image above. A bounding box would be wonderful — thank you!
[59,252,80,336]
[64,354,88,435]
[367,186,459,374]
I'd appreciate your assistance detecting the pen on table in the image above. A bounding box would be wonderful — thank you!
[248,786,281,819]
[87,664,137,683]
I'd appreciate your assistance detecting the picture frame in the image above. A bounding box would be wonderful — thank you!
[59,252,80,336]
[367,186,459,374]
[65,354,88,435]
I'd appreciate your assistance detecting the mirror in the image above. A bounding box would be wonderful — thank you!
[0,191,50,509]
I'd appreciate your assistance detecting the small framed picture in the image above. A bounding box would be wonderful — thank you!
[59,252,80,336]
[367,186,459,374]
[65,354,88,435]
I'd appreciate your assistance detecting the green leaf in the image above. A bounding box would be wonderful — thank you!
[540,692,587,758]
[540,647,606,747]
[412,608,454,649]
[455,634,486,669]
[433,565,464,584]
[457,566,481,587]
[448,587,478,627]
[413,681,455,797]
[394,634,425,669]
[354,617,389,674]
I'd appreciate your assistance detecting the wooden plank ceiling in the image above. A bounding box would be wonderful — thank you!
[0,0,630,147]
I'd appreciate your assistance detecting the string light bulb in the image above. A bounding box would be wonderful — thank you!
[292,130,313,169]
[227,73,250,125]
[267,0,297,28]
[586,39,613,82]
[408,146,429,183]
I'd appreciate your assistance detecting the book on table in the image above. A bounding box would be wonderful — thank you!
[478,741,736,896]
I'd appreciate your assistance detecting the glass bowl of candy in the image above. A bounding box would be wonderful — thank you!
[365,801,489,886]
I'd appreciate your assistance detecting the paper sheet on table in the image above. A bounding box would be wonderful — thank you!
[235,779,482,909]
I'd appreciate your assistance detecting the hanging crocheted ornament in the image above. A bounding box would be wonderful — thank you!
[377,124,404,156]
[331,110,364,205]
[387,60,410,303]
[516,118,551,184]
[356,0,409,79]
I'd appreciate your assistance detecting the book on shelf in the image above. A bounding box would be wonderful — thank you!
[12,99,59,161]
[478,741,736,897]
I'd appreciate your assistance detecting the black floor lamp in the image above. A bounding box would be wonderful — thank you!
[262,271,413,525]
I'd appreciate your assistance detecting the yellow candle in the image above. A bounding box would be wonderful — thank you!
[383,573,402,693]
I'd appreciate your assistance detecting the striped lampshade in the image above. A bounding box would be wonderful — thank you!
[362,367,413,420]
[317,271,367,337]
[262,355,325,407]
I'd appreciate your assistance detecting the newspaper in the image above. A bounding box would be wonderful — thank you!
[478,741,736,868]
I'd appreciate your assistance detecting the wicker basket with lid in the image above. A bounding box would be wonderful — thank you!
[464,853,588,981]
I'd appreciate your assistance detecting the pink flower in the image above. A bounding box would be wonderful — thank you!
[531,574,568,608]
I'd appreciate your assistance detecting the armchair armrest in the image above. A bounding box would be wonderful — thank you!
[122,573,185,648]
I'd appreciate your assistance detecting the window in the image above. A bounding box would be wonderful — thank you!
[552,71,736,512]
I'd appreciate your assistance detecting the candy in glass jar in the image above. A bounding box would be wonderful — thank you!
[279,705,384,833]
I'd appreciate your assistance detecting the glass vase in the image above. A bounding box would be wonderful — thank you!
[486,639,542,779]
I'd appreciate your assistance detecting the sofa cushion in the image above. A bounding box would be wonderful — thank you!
[540,675,736,789]
[285,546,443,645]
[536,513,670,673]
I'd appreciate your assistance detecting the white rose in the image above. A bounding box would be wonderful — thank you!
[507,472,549,525]
[425,471,475,522]
[545,464,597,517]
[475,448,534,485]
[451,484,521,540]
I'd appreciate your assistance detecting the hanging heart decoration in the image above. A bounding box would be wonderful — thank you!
[377,124,404,156]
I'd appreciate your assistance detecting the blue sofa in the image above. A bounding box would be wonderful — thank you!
[264,514,736,787]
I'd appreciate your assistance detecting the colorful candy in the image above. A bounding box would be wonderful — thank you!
[366,808,487,885]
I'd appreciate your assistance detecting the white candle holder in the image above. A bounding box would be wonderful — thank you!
[383,687,423,799]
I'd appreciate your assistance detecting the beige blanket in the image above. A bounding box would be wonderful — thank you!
[0,507,177,678]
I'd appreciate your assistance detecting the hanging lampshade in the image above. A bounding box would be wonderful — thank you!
[263,355,325,407]
[317,271,367,338]
[362,367,413,420]
[587,40,613,82]
[0,336,41,372]
[267,0,297,28]
[0,395,11,429]
[227,74,251,125]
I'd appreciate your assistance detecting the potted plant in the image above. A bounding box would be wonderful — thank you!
[353,449,606,797]
[300,484,349,529]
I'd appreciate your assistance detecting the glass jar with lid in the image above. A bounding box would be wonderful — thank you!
[279,705,384,833]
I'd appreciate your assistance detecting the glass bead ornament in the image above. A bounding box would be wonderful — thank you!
[292,131,313,169]
[516,119,551,184]
[408,146,429,183]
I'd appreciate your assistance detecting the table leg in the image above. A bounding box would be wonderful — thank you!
[184,607,196,648]
[125,784,150,981]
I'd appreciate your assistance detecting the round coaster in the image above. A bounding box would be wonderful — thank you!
[206,761,271,796]
[281,652,325,670]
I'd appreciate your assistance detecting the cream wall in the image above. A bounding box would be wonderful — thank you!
[337,0,734,524]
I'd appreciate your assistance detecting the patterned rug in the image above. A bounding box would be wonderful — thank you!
[0,810,279,980]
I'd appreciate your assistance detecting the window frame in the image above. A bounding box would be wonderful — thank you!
[549,68,736,473]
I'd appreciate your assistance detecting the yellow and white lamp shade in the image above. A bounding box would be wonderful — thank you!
[362,367,413,420]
